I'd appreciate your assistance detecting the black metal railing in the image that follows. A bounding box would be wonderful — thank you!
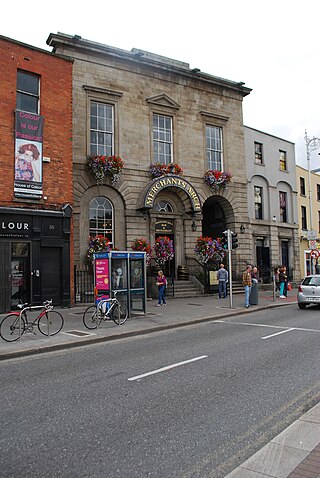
[74,265,94,304]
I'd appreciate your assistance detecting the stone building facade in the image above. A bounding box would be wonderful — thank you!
[47,33,252,282]
[296,165,320,278]
[244,126,300,282]
[0,35,73,312]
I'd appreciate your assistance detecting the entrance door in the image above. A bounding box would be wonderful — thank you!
[281,240,289,276]
[41,247,61,305]
[11,242,30,309]
[256,246,270,282]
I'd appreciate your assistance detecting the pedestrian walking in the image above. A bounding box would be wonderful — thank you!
[156,270,167,306]
[242,264,252,308]
[217,263,228,298]
[279,265,288,298]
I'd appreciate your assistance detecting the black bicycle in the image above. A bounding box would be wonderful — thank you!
[83,292,128,329]
[0,300,64,342]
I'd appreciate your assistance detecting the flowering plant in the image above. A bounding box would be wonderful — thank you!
[194,236,225,265]
[153,236,174,267]
[87,155,124,185]
[204,170,232,190]
[149,163,183,179]
[131,238,152,266]
[86,235,111,263]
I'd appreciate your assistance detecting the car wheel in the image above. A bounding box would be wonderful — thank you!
[298,303,307,309]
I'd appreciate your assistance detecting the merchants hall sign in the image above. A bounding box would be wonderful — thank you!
[143,176,201,211]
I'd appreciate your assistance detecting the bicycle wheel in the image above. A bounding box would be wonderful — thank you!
[83,305,100,329]
[38,310,64,336]
[112,302,128,325]
[0,313,25,342]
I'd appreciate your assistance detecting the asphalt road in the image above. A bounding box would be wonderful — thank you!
[1,303,320,478]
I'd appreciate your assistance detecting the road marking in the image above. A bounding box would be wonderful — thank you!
[215,319,320,334]
[261,328,295,340]
[128,355,208,381]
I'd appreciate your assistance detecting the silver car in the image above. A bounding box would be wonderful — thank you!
[297,274,320,309]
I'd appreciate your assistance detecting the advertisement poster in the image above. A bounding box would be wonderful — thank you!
[94,258,110,304]
[14,110,44,199]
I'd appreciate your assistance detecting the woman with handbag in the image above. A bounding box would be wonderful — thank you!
[279,266,288,298]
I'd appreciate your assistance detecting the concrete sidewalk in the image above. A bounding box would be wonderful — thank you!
[1,288,320,478]
[0,288,296,361]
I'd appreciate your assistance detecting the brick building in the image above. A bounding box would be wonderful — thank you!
[0,35,73,312]
[47,32,252,290]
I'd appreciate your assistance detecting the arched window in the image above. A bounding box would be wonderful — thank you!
[155,200,173,213]
[89,197,113,245]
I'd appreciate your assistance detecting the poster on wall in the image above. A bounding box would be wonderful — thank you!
[14,110,44,199]
[94,254,110,305]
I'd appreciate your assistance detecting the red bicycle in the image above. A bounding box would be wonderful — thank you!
[0,300,64,342]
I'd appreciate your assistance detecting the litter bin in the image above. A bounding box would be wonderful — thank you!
[249,280,259,305]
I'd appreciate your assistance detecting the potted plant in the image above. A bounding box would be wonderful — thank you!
[194,235,225,265]
[86,235,111,264]
[87,155,124,185]
[149,162,183,180]
[153,236,174,267]
[131,238,152,266]
[204,170,232,190]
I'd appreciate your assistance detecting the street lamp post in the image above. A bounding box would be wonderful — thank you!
[305,130,320,274]
[305,130,320,232]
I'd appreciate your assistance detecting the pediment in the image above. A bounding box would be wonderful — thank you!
[146,94,180,110]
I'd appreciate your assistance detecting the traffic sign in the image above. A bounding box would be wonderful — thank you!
[310,250,320,259]
[307,230,317,240]
[309,240,317,249]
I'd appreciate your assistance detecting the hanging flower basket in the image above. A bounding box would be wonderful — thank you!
[86,235,111,264]
[149,163,183,180]
[204,170,232,190]
[87,155,124,185]
[131,238,152,266]
[194,236,225,265]
[153,236,174,267]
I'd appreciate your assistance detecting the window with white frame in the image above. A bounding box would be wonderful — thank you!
[89,197,113,245]
[155,200,174,213]
[16,70,40,114]
[153,114,172,164]
[90,102,114,156]
[254,186,263,219]
[279,150,287,171]
[206,125,223,170]
[279,191,287,222]
[254,142,263,164]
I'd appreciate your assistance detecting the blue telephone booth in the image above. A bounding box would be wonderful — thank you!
[94,251,146,317]
[129,252,146,313]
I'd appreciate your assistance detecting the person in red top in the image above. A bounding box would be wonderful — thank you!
[156,270,167,306]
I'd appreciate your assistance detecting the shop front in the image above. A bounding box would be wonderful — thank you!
[0,206,72,313]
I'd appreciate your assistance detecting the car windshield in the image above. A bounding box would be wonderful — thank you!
[302,276,320,286]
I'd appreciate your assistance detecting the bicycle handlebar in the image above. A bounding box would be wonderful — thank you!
[17,300,53,310]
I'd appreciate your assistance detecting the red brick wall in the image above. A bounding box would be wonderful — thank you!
[0,36,74,303]
[0,37,73,208]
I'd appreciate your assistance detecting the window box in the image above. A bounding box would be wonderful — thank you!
[87,155,124,185]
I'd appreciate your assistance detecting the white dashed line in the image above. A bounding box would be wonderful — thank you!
[128,355,208,381]
[261,328,295,340]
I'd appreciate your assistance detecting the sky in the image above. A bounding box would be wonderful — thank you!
[2,0,320,170]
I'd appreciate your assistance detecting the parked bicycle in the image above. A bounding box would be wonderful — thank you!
[0,300,64,342]
[83,292,128,329]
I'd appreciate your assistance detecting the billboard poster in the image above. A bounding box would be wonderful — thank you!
[14,110,44,199]
[94,257,110,305]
